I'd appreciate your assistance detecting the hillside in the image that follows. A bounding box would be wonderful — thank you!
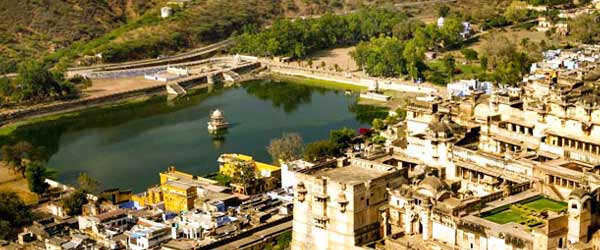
[0,0,160,74]
[1,0,449,73]
[50,0,377,66]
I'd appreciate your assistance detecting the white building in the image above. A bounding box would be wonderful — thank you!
[161,7,173,18]
[127,218,172,250]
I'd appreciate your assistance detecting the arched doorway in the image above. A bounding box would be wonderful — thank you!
[558,238,563,248]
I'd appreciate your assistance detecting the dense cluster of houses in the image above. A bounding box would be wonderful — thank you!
[11,159,293,250]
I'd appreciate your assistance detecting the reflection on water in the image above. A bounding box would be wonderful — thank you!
[244,80,318,113]
[0,79,388,191]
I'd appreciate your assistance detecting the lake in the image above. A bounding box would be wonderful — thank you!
[1,78,388,192]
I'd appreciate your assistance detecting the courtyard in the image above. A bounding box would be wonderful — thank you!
[482,197,567,226]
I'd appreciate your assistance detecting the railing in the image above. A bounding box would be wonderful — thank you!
[452,147,532,182]
[489,127,540,147]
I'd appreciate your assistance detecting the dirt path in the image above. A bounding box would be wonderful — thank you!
[83,76,162,98]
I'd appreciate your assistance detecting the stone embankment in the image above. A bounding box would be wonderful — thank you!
[80,57,238,79]
[264,60,445,95]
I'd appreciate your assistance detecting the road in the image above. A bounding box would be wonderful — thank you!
[67,39,233,76]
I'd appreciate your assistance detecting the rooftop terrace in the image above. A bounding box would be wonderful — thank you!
[310,164,392,185]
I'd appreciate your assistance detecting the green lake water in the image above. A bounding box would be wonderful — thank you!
[1,79,388,192]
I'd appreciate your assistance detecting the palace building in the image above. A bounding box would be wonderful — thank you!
[290,45,600,250]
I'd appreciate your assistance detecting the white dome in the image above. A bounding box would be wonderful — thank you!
[211,109,224,119]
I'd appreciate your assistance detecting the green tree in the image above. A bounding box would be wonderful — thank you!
[267,133,304,164]
[438,5,450,18]
[504,1,529,23]
[329,127,357,154]
[228,159,257,187]
[395,108,407,120]
[568,13,600,44]
[481,34,533,86]
[16,61,60,102]
[371,135,387,145]
[77,173,101,194]
[334,63,341,72]
[0,77,13,103]
[62,190,88,216]
[442,55,457,80]
[1,141,40,177]
[372,118,385,131]
[403,39,425,80]
[25,161,56,196]
[461,48,478,63]
[304,140,335,161]
[439,17,464,47]
[351,36,406,77]
[384,114,400,125]
[520,37,530,49]
[275,231,292,249]
[479,55,489,70]
[214,173,231,186]
[0,191,32,240]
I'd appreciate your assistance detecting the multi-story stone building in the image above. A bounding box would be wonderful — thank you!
[290,158,407,250]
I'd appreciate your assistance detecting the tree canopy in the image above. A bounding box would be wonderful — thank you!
[504,1,530,23]
[25,161,56,196]
[480,34,535,86]
[267,133,304,164]
[0,191,32,240]
[304,140,336,161]
[233,8,409,59]
[1,141,43,177]
[568,13,600,44]
[62,190,88,216]
[0,61,77,105]
[350,15,464,79]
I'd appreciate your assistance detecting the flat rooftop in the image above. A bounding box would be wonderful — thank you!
[311,164,391,184]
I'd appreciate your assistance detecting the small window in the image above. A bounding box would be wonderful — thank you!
[572,204,578,210]
[366,199,370,206]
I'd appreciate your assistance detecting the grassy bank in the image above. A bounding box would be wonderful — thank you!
[0,95,155,136]
[270,73,366,92]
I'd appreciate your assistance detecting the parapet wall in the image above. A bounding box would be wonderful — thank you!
[267,63,439,94]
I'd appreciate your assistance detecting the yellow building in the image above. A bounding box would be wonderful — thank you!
[132,167,200,212]
[100,188,133,204]
[218,154,281,195]
[161,180,197,212]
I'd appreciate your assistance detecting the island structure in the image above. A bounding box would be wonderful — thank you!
[208,109,229,132]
